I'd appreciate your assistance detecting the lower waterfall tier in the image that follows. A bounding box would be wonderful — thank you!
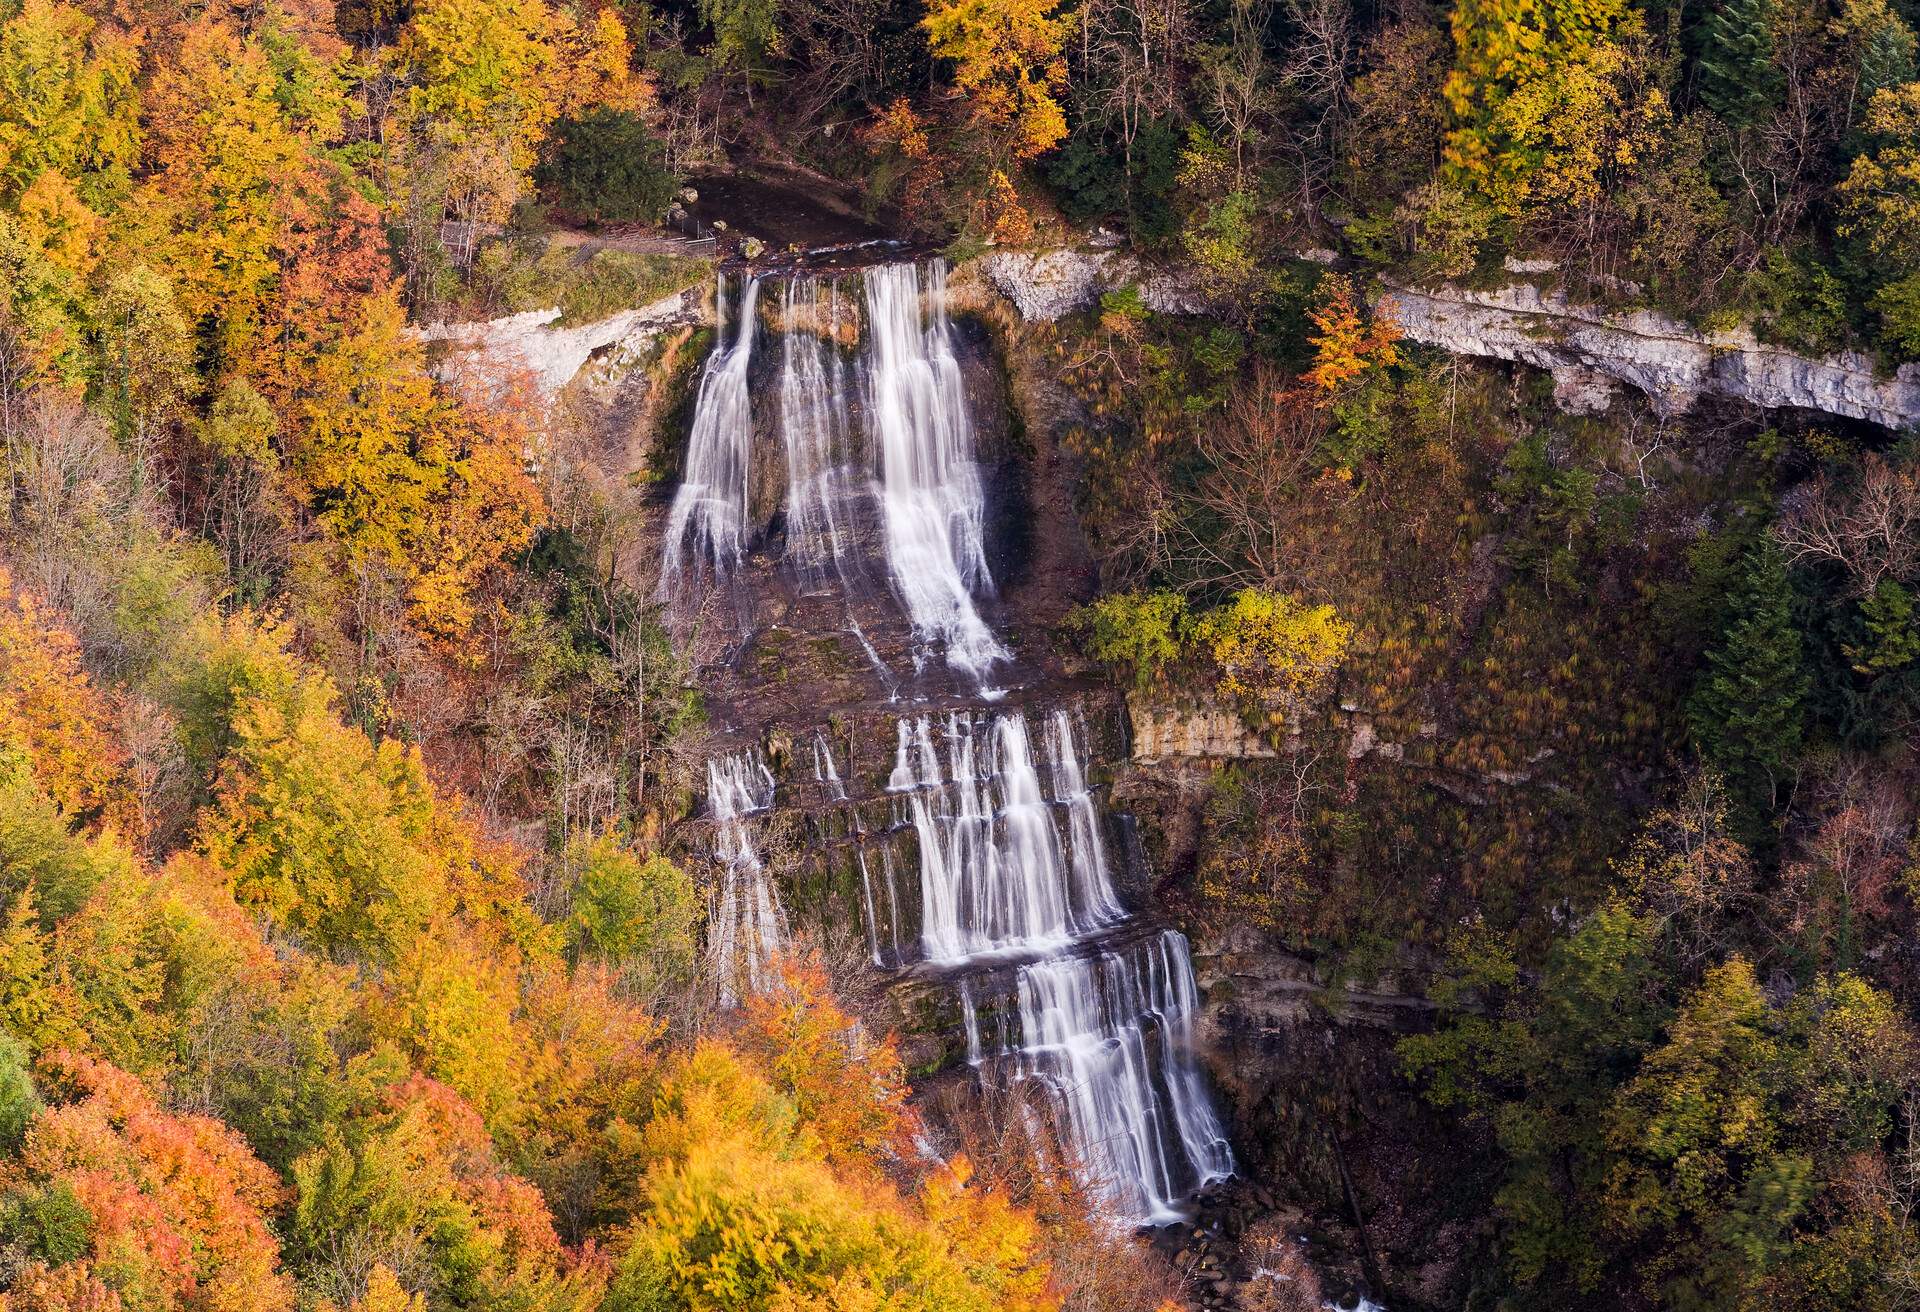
[956,924,1236,1224]
[695,700,1235,1227]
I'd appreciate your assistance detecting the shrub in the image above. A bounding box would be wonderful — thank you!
[1190,588,1352,724]
[538,108,679,225]
[1871,270,1920,361]
[1751,248,1853,356]
[1065,591,1190,688]
[564,836,699,997]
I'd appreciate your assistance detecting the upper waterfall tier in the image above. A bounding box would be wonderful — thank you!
[861,263,1009,684]
[777,277,862,592]
[653,261,1010,690]
[657,276,762,597]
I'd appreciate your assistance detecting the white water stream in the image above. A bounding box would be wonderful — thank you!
[888,707,1232,1223]
[861,263,1009,683]
[777,277,860,591]
[658,276,762,599]
[704,749,786,1009]
[656,261,1006,685]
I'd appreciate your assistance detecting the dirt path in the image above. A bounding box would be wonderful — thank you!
[545,225,714,257]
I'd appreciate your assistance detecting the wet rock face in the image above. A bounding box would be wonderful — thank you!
[1379,280,1920,429]
[1175,938,1488,1312]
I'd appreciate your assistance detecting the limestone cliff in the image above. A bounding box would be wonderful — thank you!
[418,288,707,399]
[1378,280,1920,429]
[966,249,1920,430]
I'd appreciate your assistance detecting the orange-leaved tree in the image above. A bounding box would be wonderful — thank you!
[0,570,131,832]
[1304,274,1401,395]
[8,1050,294,1312]
[736,954,912,1171]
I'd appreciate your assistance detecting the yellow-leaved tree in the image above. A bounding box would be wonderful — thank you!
[389,0,650,279]
[287,286,543,638]
[0,570,131,831]
[0,0,140,207]
[195,666,536,964]
[1840,83,1920,355]
[137,20,324,371]
[1441,0,1666,219]
[921,0,1069,240]
[605,1041,1056,1312]
[1191,588,1352,727]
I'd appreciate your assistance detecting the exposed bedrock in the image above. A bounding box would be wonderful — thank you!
[1379,280,1920,429]
[418,286,708,399]
[965,249,1920,430]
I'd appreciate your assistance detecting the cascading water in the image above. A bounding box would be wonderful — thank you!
[811,729,848,801]
[658,276,763,599]
[999,929,1236,1224]
[705,749,786,1009]
[887,710,1124,963]
[863,262,1010,684]
[659,257,1230,1224]
[777,278,861,592]
[657,262,1004,688]
[879,706,1232,1225]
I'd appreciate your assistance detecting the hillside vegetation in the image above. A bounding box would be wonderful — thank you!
[0,0,1918,1307]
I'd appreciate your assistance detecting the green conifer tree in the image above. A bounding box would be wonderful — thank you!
[1698,0,1784,128]
[1685,541,1809,818]
[1858,16,1918,105]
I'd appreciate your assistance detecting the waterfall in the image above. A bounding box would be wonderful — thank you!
[863,262,1010,683]
[811,729,848,801]
[659,261,1229,1223]
[656,262,1010,688]
[875,704,1232,1225]
[778,278,859,591]
[705,749,786,1008]
[887,710,1123,963]
[1005,930,1237,1224]
[658,276,763,597]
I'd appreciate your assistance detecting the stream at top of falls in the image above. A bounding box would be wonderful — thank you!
[665,259,1233,1229]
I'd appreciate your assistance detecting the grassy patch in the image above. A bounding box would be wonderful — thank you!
[472,236,713,325]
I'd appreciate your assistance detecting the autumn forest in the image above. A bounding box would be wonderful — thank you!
[1,0,1919,1306]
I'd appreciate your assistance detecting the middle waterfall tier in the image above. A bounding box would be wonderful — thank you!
[887,708,1126,964]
